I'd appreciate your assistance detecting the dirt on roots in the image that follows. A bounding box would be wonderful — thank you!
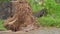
[3,0,39,32]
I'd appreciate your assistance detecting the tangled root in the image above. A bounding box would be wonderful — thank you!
[3,0,39,32]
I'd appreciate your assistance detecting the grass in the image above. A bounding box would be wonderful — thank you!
[37,15,60,27]
[0,19,6,30]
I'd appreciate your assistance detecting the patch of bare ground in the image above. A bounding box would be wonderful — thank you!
[0,27,60,34]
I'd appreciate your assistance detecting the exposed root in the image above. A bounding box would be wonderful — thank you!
[3,0,39,32]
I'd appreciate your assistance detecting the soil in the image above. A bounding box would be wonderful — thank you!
[0,27,60,34]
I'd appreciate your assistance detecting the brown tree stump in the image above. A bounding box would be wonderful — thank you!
[3,0,39,32]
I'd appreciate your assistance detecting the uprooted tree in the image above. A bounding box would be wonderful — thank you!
[3,0,39,32]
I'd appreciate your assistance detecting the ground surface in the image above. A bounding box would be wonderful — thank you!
[0,27,60,34]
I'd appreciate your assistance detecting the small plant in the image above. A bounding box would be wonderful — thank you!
[0,19,6,30]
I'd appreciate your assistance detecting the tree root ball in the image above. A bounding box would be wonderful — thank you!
[3,0,39,32]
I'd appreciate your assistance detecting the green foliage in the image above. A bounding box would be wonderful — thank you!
[28,0,41,13]
[40,0,60,27]
[37,16,60,27]
[0,0,10,2]
[28,0,60,27]
[43,0,60,15]
[43,0,56,14]
[0,19,6,30]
